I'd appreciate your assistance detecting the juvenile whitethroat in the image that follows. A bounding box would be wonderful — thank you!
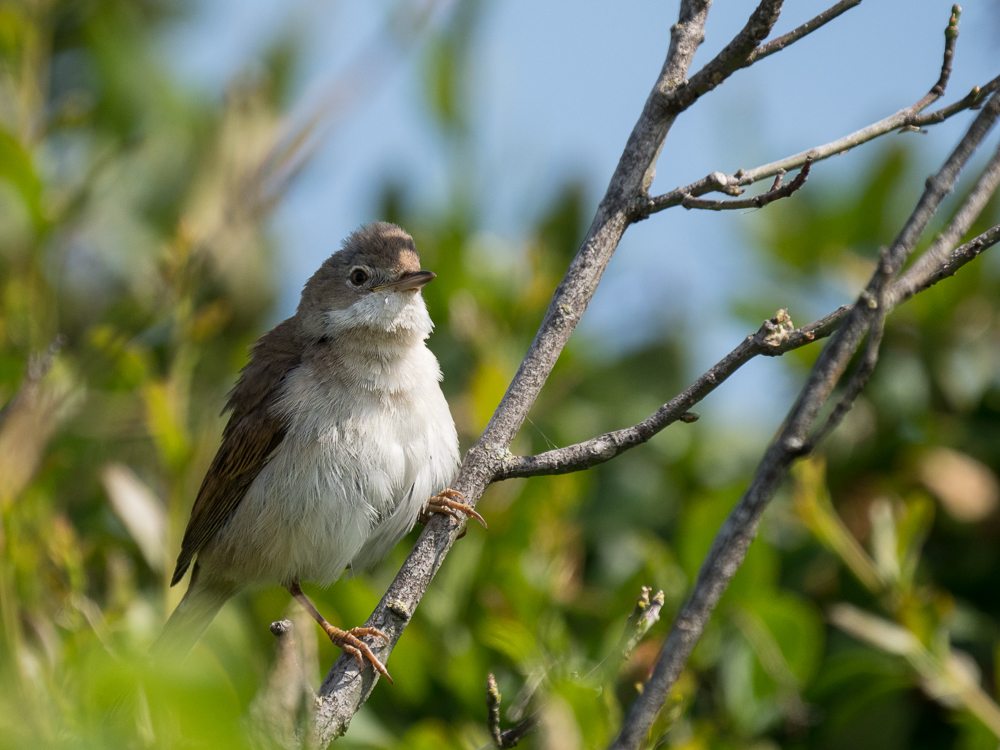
[153,222,484,681]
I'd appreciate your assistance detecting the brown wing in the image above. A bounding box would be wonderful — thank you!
[170,320,303,586]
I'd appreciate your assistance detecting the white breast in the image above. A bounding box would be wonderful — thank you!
[199,325,459,588]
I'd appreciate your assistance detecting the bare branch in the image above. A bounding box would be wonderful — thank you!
[511,201,1000,486]
[313,1,717,740]
[503,203,1000,485]
[484,586,663,749]
[898,138,1000,296]
[660,0,786,113]
[610,89,1000,750]
[924,4,961,103]
[895,222,1000,303]
[618,587,666,662]
[641,11,992,219]
[310,1,1000,743]
[496,309,839,481]
[486,675,536,749]
[806,136,1000,451]
[249,618,319,750]
[742,0,863,67]
[680,159,811,211]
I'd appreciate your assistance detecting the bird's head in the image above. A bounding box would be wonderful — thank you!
[296,222,436,341]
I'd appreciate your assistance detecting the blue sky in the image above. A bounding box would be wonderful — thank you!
[161,0,998,436]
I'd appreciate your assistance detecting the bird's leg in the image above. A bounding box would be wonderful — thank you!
[287,581,392,684]
[418,489,488,531]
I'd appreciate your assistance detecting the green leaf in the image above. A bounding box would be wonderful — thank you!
[0,128,44,233]
[478,617,538,669]
[744,592,825,686]
[677,489,779,602]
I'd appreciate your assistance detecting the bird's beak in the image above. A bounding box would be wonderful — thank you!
[372,270,436,293]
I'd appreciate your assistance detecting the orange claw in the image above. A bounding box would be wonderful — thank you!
[420,489,488,530]
[323,623,393,685]
[289,581,393,684]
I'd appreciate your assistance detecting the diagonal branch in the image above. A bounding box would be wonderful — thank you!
[898,138,1000,294]
[495,309,841,481]
[804,136,1000,452]
[659,0,786,113]
[310,1,998,744]
[741,0,863,68]
[486,674,536,749]
[640,8,989,219]
[499,207,1000,486]
[894,222,1000,303]
[680,159,811,211]
[609,89,1000,750]
[641,75,998,217]
[312,0,718,741]
[506,132,1000,485]
[800,247,893,456]
[484,586,665,748]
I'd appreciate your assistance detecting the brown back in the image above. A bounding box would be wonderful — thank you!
[170,319,303,586]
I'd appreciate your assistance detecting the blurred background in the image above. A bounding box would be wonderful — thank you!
[1,0,1000,748]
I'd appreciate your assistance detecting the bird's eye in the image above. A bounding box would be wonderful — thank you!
[349,268,369,286]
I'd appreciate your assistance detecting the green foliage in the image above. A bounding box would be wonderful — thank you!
[1,2,999,749]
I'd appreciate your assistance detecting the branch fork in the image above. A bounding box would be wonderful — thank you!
[309,1,1000,745]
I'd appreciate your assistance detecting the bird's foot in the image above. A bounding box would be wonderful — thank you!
[323,623,392,684]
[418,489,488,532]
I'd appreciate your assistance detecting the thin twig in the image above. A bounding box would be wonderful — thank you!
[641,75,996,216]
[658,0,786,113]
[609,89,1000,750]
[640,12,991,219]
[911,4,962,111]
[313,1,716,740]
[485,586,664,749]
[805,137,1000,452]
[741,0,863,67]
[496,309,836,481]
[912,78,999,125]
[894,222,1000,304]
[898,138,1000,295]
[312,2,1000,744]
[620,588,666,661]
[486,675,537,749]
[680,159,811,211]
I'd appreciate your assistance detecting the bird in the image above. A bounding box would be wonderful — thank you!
[152,222,485,682]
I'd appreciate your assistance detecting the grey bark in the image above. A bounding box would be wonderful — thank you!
[609,89,1000,750]
[314,1,730,739]
[308,0,1000,744]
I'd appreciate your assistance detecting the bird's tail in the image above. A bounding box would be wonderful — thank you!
[150,573,237,660]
